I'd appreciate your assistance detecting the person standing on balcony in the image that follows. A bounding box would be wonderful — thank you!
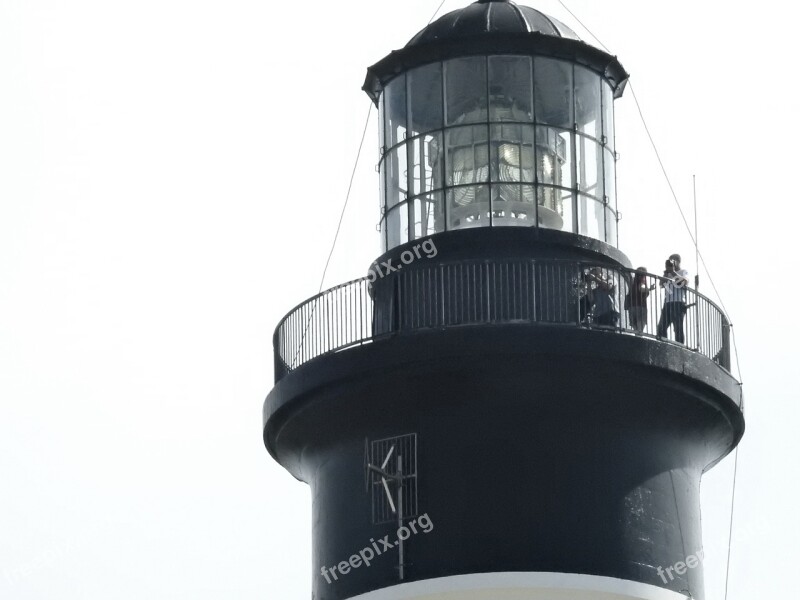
[657,254,689,343]
[587,267,620,327]
[625,267,655,333]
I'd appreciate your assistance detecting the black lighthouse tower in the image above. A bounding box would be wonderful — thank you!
[264,2,744,599]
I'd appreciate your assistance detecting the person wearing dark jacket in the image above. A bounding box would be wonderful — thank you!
[586,267,619,327]
[625,267,655,333]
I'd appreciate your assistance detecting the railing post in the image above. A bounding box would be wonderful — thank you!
[720,315,732,371]
[273,326,287,382]
[694,288,701,352]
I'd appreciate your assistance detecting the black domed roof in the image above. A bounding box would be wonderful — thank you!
[363,1,628,104]
[407,0,581,47]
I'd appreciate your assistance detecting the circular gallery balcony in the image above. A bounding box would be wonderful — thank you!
[271,256,738,398]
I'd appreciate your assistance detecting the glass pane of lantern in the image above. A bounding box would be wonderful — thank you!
[602,81,615,151]
[577,136,603,200]
[560,130,573,188]
[379,93,386,153]
[387,204,400,248]
[490,123,527,183]
[578,195,605,241]
[410,132,442,197]
[521,126,535,183]
[574,66,601,141]
[387,202,410,248]
[384,74,407,150]
[489,56,532,122]
[380,144,387,212]
[380,209,387,250]
[401,141,410,202]
[534,57,573,128]
[408,62,443,136]
[384,144,408,209]
[537,185,570,232]
[445,125,489,188]
[605,205,618,246]
[447,185,489,230]
[521,183,536,205]
[445,57,487,126]
[535,126,572,188]
[560,188,575,233]
[604,147,616,207]
[413,192,444,238]
[492,181,521,203]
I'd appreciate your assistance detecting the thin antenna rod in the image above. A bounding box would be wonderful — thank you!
[693,174,699,291]
[693,174,700,351]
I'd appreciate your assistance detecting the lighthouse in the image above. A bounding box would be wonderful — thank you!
[263,2,744,599]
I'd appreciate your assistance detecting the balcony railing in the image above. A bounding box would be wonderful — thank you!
[273,259,732,382]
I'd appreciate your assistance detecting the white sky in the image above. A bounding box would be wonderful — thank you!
[0,0,797,598]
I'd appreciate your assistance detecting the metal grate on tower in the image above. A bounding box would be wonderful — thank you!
[367,434,418,525]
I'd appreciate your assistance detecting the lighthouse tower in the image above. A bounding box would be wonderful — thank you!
[263,2,744,600]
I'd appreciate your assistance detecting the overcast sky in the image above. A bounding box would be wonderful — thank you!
[0,0,797,598]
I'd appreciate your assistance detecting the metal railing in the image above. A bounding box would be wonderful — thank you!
[273,260,731,381]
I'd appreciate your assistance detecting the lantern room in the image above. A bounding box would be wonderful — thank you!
[363,0,628,251]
